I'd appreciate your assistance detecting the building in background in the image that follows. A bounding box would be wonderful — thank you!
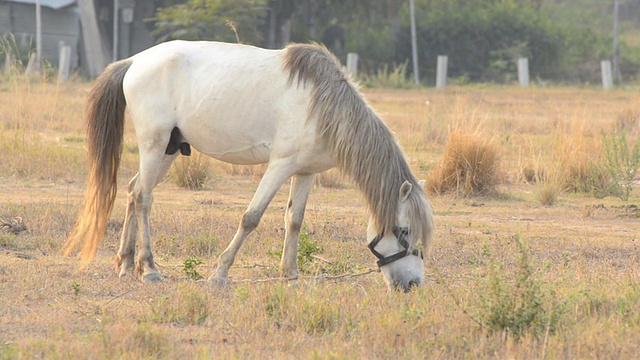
[0,0,80,69]
[0,0,156,77]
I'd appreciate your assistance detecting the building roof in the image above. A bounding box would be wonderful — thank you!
[2,0,77,10]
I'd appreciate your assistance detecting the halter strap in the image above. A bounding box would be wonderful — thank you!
[368,226,423,268]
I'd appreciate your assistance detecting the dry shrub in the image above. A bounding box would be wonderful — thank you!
[536,181,561,206]
[426,129,502,197]
[224,163,267,179]
[550,119,606,194]
[519,164,539,184]
[515,142,548,185]
[314,169,343,188]
[169,150,211,190]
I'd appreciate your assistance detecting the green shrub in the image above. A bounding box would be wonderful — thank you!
[182,257,204,281]
[596,130,640,201]
[476,233,564,339]
[268,227,324,274]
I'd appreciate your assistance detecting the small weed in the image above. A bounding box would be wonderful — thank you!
[182,257,204,281]
[151,284,210,325]
[298,298,340,335]
[298,229,324,268]
[481,243,491,257]
[71,281,80,297]
[268,227,324,274]
[265,285,287,328]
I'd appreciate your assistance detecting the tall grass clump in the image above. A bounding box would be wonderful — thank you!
[536,181,561,206]
[475,233,564,339]
[516,147,562,206]
[550,118,608,195]
[314,169,343,188]
[426,129,502,197]
[615,108,640,136]
[118,323,169,359]
[264,285,343,335]
[169,151,211,190]
[360,61,414,89]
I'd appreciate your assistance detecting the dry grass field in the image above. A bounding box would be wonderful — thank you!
[1,77,639,359]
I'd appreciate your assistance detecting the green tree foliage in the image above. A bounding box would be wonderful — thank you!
[395,1,579,82]
[151,0,269,44]
[149,0,640,84]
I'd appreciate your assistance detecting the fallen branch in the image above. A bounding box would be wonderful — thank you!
[231,268,379,284]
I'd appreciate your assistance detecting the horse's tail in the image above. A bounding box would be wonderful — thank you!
[63,59,133,262]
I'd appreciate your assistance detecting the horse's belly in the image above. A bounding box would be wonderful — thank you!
[198,141,271,165]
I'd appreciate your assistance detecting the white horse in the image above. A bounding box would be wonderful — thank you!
[64,41,434,292]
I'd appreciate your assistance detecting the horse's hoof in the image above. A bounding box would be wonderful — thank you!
[118,266,134,278]
[142,272,163,283]
[280,271,299,280]
[208,276,229,289]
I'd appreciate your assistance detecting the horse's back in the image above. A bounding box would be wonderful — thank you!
[122,41,328,168]
[124,41,286,102]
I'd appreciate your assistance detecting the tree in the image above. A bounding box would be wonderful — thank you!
[151,0,268,44]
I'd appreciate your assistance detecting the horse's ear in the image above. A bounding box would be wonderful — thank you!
[418,179,426,189]
[399,180,412,201]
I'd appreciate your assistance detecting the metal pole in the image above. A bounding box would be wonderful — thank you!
[112,0,119,62]
[613,0,620,85]
[409,0,419,86]
[35,0,42,72]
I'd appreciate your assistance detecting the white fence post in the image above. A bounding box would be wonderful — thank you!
[3,47,14,74]
[518,58,529,87]
[436,55,448,88]
[346,53,358,78]
[601,60,613,90]
[25,53,38,74]
[58,45,72,83]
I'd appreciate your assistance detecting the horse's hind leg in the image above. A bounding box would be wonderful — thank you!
[115,153,177,278]
[115,173,139,277]
[280,174,315,279]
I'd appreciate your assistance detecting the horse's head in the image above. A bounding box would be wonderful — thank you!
[367,180,433,292]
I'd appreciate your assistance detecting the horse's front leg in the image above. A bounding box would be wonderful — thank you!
[280,174,315,279]
[210,160,296,287]
[115,174,138,277]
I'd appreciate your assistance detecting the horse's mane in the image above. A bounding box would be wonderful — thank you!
[282,43,432,252]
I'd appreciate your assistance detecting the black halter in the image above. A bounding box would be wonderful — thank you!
[368,226,423,268]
